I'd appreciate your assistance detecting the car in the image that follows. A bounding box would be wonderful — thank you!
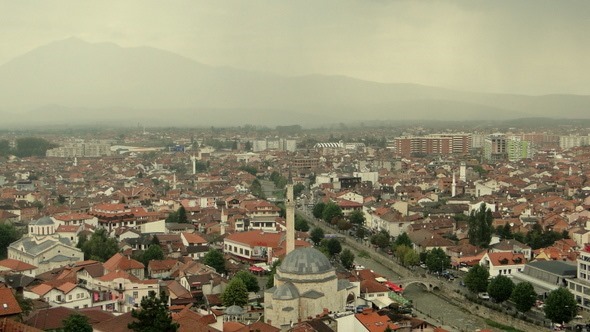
[356,305,370,313]
[354,264,366,271]
[419,263,427,269]
[478,292,490,300]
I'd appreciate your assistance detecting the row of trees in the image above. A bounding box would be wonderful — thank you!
[0,137,57,157]
[464,264,578,323]
[165,206,188,223]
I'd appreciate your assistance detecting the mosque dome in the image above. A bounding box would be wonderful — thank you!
[278,247,333,275]
[273,281,300,300]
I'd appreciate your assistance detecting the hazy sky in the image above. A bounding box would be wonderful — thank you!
[1,1,589,95]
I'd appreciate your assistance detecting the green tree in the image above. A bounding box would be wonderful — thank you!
[81,228,119,262]
[511,282,537,312]
[393,232,412,249]
[403,249,420,267]
[0,139,10,156]
[142,244,164,266]
[310,227,325,246]
[234,270,260,293]
[221,278,248,307]
[312,202,326,219]
[425,248,450,273]
[322,202,343,223]
[340,249,355,270]
[177,206,188,224]
[325,238,342,257]
[293,183,305,198]
[250,179,265,198]
[203,249,227,274]
[165,210,178,223]
[15,293,33,318]
[395,245,411,264]
[63,313,92,332]
[0,224,21,259]
[128,291,178,332]
[294,215,310,232]
[487,275,514,303]
[468,204,494,248]
[337,219,352,231]
[14,137,58,157]
[355,226,366,240]
[238,165,257,176]
[544,287,578,324]
[349,210,365,226]
[464,264,490,293]
[371,230,390,249]
[57,195,66,204]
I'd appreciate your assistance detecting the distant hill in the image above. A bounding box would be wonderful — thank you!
[0,37,588,127]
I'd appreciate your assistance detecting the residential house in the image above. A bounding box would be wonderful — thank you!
[479,252,526,277]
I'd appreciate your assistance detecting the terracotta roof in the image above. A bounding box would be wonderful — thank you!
[0,288,22,317]
[98,270,140,282]
[0,258,37,272]
[93,311,136,332]
[181,232,207,245]
[484,252,526,266]
[0,318,43,332]
[103,253,144,272]
[224,230,282,248]
[355,309,399,332]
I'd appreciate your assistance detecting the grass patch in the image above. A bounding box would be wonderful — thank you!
[358,250,370,258]
[485,319,524,332]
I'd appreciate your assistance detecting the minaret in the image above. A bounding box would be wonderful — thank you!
[73,157,78,167]
[286,183,295,255]
[173,173,177,190]
[451,172,456,197]
[569,166,572,176]
[459,162,466,182]
[191,155,197,175]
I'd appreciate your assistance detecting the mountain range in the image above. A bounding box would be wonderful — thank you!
[0,37,588,128]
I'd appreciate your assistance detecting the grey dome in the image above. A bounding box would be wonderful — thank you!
[279,247,333,275]
[32,216,54,226]
[273,282,299,300]
[224,305,244,315]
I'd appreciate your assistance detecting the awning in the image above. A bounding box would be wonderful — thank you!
[375,277,387,283]
[371,296,394,309]
[249,266,264,272]
[385,281,403,292]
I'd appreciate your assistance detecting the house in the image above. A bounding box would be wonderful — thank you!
[479,252,526,277]
[148,259,181,279]
[489,239,532,261]
[29,281,92,309]
[0,258,37,277]
[103,253,145,280]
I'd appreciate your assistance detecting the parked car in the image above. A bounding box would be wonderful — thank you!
[356,305,370,313]
[478,292,490,300]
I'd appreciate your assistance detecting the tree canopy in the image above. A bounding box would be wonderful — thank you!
[544,287,578,324]
[464,264,490,293]
[340,249,355,270]
[139,244,165,267]
[294,215,310,232]
[371,230,391,249]
[511,281,537,312]
[234,270,260,293]
[487,275,514,303]
[81,228,119,262]
[128,291,178,332]
[203,249,227,274]
[348,210,365,226]
[221,278,248,307]
[14,137,58,157]
[63,313,92,332]
[293,183,305,198]
[424,248,450,273]
[393,232,412,249]
[324,238,342,257]
[468,204,494,248]
[0,224,21,259]
[322,202,343,224]
[312,202,326,219]
[310,227,325,246]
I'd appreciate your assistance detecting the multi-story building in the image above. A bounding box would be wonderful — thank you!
[46,140,112,157]
[393,133,471,157]
[252,138,297,152]
[560,135,590,151]
[507,137,533,161]
[483,133,507,162]
[568,248,590,309]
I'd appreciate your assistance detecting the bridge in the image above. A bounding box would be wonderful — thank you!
[395,277,441,292]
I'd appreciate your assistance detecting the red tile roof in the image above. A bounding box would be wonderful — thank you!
[0,288,22,317]
[0,258,37,272]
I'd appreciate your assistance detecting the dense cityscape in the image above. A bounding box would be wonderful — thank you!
[0,123,589,332]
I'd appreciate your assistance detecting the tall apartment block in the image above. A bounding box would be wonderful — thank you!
[393,133,471,157]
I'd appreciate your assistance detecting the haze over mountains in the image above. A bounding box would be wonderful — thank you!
[0,38,589,128]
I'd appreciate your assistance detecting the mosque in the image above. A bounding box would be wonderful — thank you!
[263,184,355,328]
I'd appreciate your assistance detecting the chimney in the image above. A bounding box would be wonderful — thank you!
[286,183,295,255]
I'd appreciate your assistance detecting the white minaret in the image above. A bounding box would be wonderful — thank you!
[286,183,295,255]
[173,173,177,190]
[73,157,78,167]
[459,162,466,182]
[451,172,456,197]
[569,166,572,176]
[190,155,197,175]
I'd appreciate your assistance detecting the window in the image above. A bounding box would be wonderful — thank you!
[68,294,72,300]
[133,291,138,299]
